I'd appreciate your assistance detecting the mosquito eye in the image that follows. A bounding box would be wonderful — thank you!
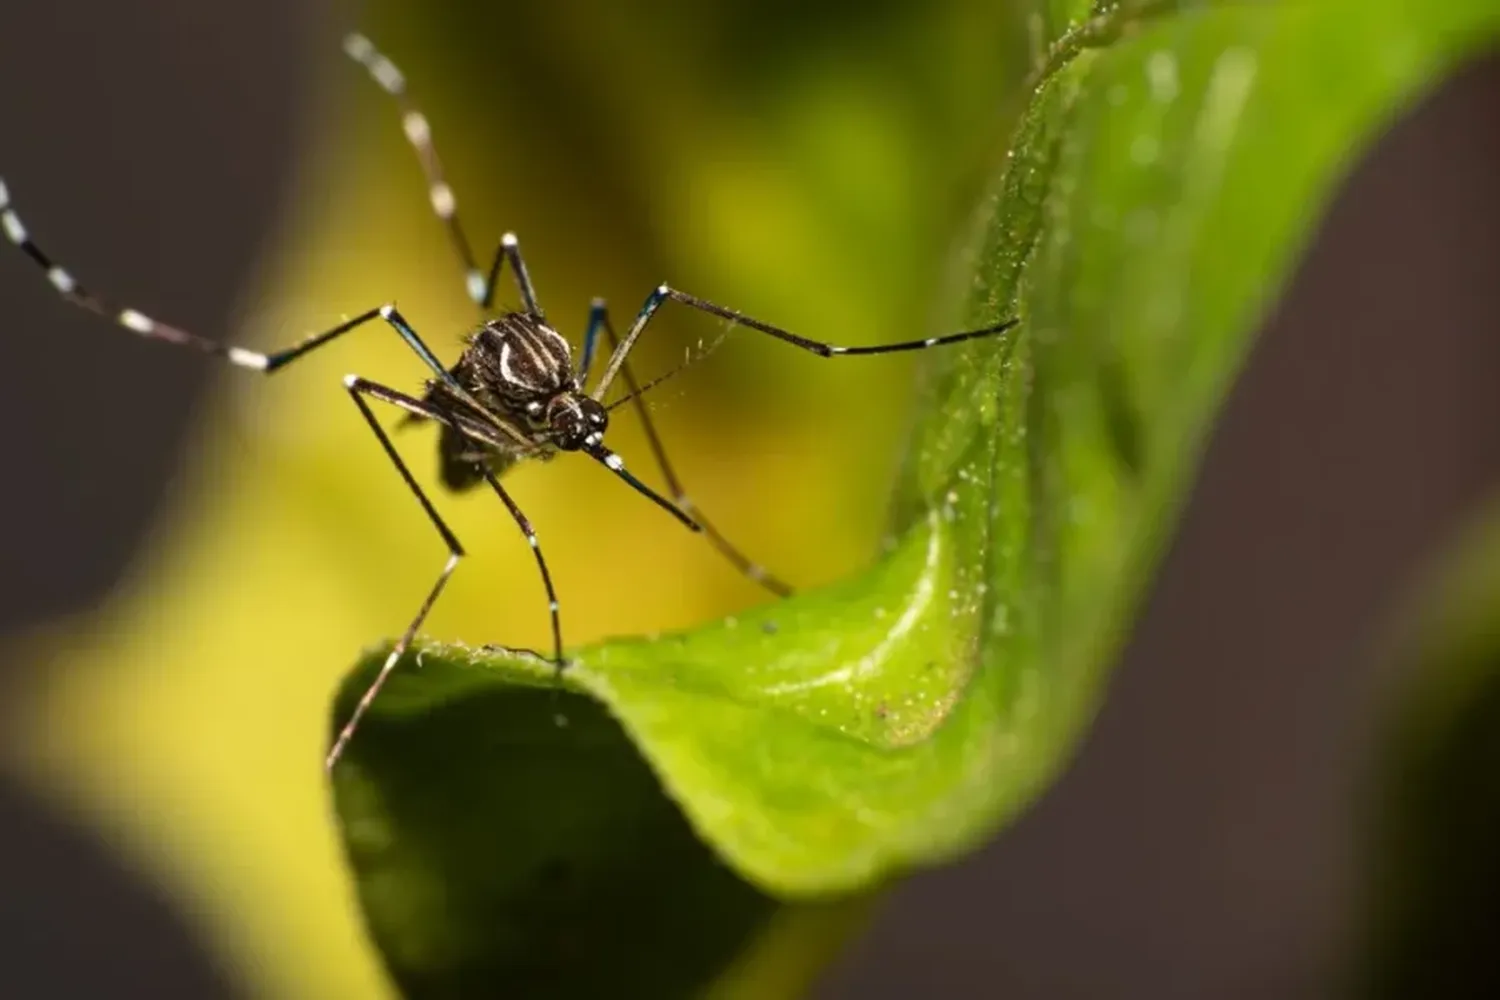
[576,397,609,434]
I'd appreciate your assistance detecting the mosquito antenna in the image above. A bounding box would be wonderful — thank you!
[605,323,736,412]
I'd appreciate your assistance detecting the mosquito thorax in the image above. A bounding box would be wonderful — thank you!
[546,392,608,451]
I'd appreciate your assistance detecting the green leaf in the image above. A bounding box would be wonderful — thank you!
[330,1,1500,994]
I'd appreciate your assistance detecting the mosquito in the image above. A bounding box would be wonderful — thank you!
[0,32,1018,771]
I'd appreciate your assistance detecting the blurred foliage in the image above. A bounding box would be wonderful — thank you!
[1356,499,1500,997]
[3,0,1498,998]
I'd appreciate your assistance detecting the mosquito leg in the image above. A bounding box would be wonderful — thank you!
[327,375,469,772]
[577,297,608,386]
[580,441,701,532]
[1,178,480,391]
[329,375,563,765]
[477,232,542,317]
[264,304,462,396]
[1,177,277,371]
[342,33,484,300]
[586,299,790,596]
[341,33,543,319]
[480,470,565,667]
[591,283,1019,401]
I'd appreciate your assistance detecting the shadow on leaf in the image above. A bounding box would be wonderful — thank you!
[332,658,776,999]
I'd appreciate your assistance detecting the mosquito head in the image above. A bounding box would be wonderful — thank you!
[547,392,609,451]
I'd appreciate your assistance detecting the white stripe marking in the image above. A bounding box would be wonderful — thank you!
[0,179,10,208]
[429,182,456,219]
[604,453,624,471]
[2,210,27,244]
[466,270,486,303]
[47,267,75,293]
[538,323,572,360]
[502,338,544,392]
[370,57,405,94]
[228,347,269,370]
[342,33,374,62]
[498,342,522,388]
[119,309,155,333]
[402,111,431,146]
[513,322,545,373]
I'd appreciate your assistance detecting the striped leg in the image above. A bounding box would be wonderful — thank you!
[1,177,272,371]
[0,177,479,393]
[328,376,566,770]
[592,283,1020,401]
[329,376,466,771]
[480,467,564,667]
[583,299,791,596]
[342,33,542,318]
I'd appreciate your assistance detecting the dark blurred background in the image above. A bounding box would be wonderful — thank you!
[0,2,1496,998]
[0,3,319,998]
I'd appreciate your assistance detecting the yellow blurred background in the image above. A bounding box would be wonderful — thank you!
[2,2,1027,996]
